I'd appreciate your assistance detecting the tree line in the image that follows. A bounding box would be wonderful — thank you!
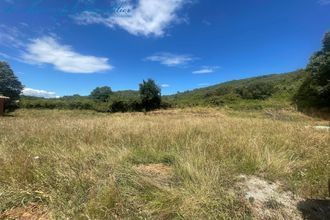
[19,80,167,113]
[0,64,167,113]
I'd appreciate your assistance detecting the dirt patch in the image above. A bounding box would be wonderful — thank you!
[237,175,330,220]
[133,163,174,186]
[237,175,303,219]
[0,204,49,220]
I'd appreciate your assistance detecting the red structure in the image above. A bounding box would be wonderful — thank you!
[0,96,9,116]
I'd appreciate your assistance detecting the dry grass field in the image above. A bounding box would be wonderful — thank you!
[0,108,329,219]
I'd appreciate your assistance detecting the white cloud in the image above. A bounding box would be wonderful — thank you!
[22,36,113,73]
[22,88,59,98]
[161,84,170,88]
[198,83,209,87]
[72,0,189,37]
[192,66,219,74]
[145,52,194,66]
[0,25,113,74]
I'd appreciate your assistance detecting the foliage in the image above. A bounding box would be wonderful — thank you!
[21,80,166,113]
[20,96,95,110]
[21,90,146,113]
[236,82,275,100]
[166,70,307,109]
[295,32,330,109]
[90,86,113,102]
[108,91,142,112]
[139,79,161,111]
[0,61,24,111]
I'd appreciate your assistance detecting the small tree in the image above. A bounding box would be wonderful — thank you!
[0,61,23,110]
[90,86,112,102]
[139,79,161,111]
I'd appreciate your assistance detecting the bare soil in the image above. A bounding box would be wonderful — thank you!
[236,175,330,220]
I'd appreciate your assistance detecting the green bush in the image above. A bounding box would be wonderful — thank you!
[236,82,275,100]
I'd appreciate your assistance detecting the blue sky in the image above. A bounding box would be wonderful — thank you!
[0,0,329,97]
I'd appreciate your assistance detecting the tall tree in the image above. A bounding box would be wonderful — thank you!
[0,61,23,104]
[295,32,330,109]
[139,79,161,111]
[90,86,113,102]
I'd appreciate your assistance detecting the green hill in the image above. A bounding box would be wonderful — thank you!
[20,71,308,111]
[165,70,308,110]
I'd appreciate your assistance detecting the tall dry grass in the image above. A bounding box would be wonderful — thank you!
[0,108,329,219]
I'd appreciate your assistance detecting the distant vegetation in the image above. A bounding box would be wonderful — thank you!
[21,90,141,113]
[20,80,167,113]
[15,69,319,112]
[19,70,309,112]
[165,70,308,110]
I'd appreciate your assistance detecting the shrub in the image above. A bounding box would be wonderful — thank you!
[236,82,275,100]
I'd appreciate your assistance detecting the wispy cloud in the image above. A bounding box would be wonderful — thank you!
[4,0,14,4]
[78,0,95,4]
[197,83,209,87]
[202,20,211,26]
[0,52,25,63]
[192,66,219,74]
[161,84,170,88]
[145,52,194,66]
[0,25,25,48]
[22,88,59,98]
[72,0,190,37]
[318,0,330,5]
[22,36,113,73]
